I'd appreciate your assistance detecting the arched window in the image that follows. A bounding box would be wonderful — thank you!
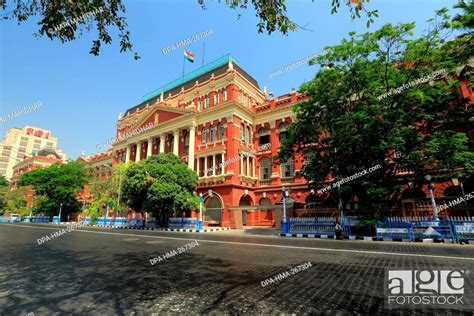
[210,125,216,142]
[202,128,208,144]
[279,123,289,144]
[260,158,271,184]
[281,158,294,179]
[258,127,270,146]
[218,123,225,140]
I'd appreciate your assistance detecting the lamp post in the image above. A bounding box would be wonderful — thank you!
[199,193,203,230]
[425,175,439,220]
[58,203,63,223]
[282,186,288,234]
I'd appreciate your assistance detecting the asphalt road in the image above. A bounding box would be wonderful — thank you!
[1,223,473,315]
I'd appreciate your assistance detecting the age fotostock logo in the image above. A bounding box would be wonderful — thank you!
[386,270,469,308]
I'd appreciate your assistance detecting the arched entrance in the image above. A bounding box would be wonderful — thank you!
[239,195,253,225]
[204,195,223,225]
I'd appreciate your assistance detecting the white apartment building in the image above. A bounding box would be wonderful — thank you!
[0,126,65,179]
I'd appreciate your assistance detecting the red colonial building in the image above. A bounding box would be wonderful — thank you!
[105,54,473,226]
[109,55,312,227]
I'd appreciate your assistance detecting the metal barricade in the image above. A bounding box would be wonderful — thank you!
[288,217,352,237]
[450,216,474,242]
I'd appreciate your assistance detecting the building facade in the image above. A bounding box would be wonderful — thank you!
[10,147,67,190]
[0,126,62,180]
[105,55,473,226]
[107,55,311,226]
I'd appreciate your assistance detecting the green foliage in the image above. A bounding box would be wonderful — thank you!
[2,0,378,58]
[278,6,474,221]
[122,153,199,227]
[1,0,139,59]
[0,175,9,212]
[19,162,88,217]
[3,186,28,215]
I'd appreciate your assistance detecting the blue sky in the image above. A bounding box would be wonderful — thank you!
[0,0,460,159]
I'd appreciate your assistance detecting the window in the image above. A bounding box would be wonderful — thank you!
[202,129,208,144]
[216,91,220,105]
[223,89,228,102]
[243,126,248,143]
[281,158,294,178]
[218,123,225,140]
[198,100,202,111]
[240,124,245,141]
[204,96,210,109]
[260,158,271,184]
[46,142,54,147]
[258,128,270,145]
[246,127,252,143]
[210,125,216,142]
[279,123,289,144]
[213,93,218,106]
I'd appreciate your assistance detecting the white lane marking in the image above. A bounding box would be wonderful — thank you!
[123,238,139,241]
[146,241,163,244]
[3,223,474,262]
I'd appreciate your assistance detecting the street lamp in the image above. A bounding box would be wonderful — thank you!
[425,175,439,220]
[58,203,63,224]
[282,186,288,234]
[199,193,203,230]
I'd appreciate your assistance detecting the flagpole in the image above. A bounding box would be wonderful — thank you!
[182,55,185,79]
[202,42,205,67]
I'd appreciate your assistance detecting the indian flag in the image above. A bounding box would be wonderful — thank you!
[184,49,195,63]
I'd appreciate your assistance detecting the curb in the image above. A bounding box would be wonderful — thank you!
[81,224,231,233]
[164,227,231,233]
[278,234,468,243]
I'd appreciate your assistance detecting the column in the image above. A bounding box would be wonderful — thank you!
[246,155,250,176]
[147,138,153,158]
[204,156,208,177]
[240,154,243,175]
[125,145,131,163]
[173,130,179,156]
[188,125,196,170]
[137,141,142,161]
[252,157,256,177]
[221,153,225,175]
[196,157,200,177]
[212,155,216,176]
[159,134,165,153]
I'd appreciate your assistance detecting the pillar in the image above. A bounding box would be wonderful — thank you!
[252,157,256,177]
[137,141,142,161]
[197,157,200,177]
[147,138,153,158]
[240,154,243,175]
[125,145,131,163]
[246,155,250,176]
[204,156,208,177]
[221,153,225,175]
[188,124,196,170]
[173,130,179,156]
[159,134,165,153]
[212,155,216,176]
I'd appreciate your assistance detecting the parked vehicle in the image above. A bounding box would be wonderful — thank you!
[10,214,22,222]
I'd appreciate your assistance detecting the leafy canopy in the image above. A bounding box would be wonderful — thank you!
[122,154,199,226]
[278,5,474,222]
[19,162,88,216]
[2,0,377,58]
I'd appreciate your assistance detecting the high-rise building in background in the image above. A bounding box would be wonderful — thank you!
[0,126,66,179]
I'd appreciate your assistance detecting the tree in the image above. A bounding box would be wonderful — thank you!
[122,154,199,227]
[19,162,88,219]
[0,175,9,213]
[3,186,28,215]
[2,0,377,58]
[278,6,474,224]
